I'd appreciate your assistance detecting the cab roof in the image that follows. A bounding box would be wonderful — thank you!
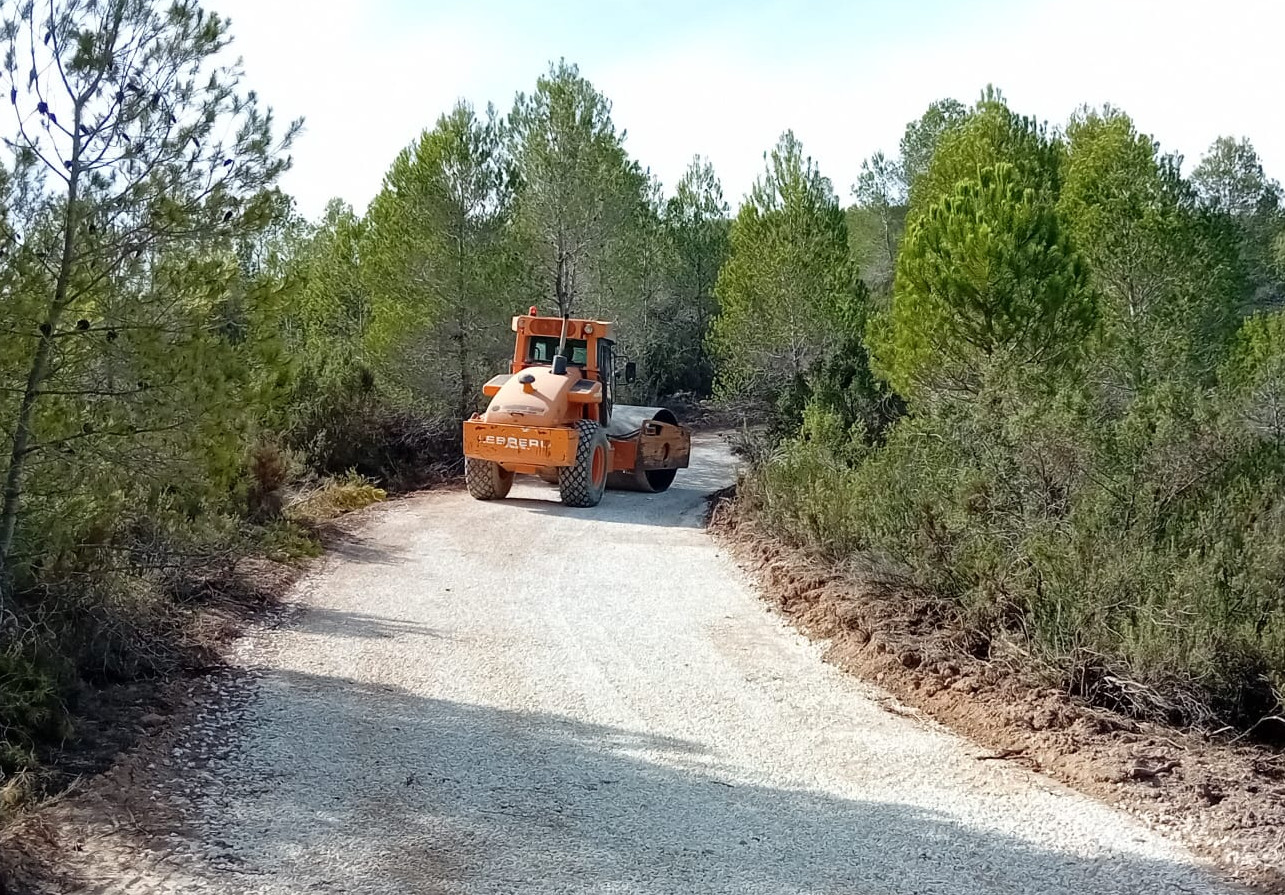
[512,314,613,341]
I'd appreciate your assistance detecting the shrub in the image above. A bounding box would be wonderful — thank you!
[287,371,461,493]
[741,371,1285,738]
[0,647,69,776]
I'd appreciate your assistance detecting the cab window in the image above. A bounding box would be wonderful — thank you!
[528,336,588,366]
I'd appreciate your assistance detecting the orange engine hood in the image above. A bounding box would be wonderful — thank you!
[483,365,580,427]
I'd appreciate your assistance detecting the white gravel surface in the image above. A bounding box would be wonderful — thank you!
[90,433,1235,894]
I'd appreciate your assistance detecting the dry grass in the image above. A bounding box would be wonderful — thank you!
[284,474,387,527]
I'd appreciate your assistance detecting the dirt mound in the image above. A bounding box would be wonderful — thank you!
[711,495,1285,891]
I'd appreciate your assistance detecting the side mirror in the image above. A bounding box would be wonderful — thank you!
[624,361,637,384]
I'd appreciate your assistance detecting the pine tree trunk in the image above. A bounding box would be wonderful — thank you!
[455,211,471,421]
[456,323,471,421]
[882,208,895,266]
[0,116,84,586]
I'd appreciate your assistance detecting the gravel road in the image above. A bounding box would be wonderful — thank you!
[75,433,1234,894]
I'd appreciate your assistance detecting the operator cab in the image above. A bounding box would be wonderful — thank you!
[512,310,619,424]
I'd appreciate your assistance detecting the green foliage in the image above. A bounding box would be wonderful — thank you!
[0,0,299,585]
[850,151,907,295]
[1192,136,1285,310]
[899,98,968,191]
[907,88,1064,219]
[746,374,1285,729]
[1192,136,1283,217]
[807,336,905,448]
[290,200,372,372]
[275,199,382,467]
[711,131,865,408]
[635,157,729,398]
[508,60,646,319]
[846,204,905,299]
[745,92,1285,736]
[269,198,463,489]
[363,102,514,418]
[874,164,1093,398]
[1225,310,1285,449]
[1060,109,1243,391]
[0,647,69,774]
[258,522,323,563]
[0,1,347,776]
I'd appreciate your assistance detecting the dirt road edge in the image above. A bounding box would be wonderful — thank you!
[709,491,1285,892]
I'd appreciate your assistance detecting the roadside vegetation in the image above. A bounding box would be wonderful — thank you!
[731,95,1285,740]
[2,0,1283,808]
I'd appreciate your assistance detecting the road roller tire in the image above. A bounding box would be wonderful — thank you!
[466,457,513,500]
[559,420,609,508]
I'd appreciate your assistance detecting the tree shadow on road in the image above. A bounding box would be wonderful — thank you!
[324,530,413,566]
[287,608,451,642]
[169,669,1230,895]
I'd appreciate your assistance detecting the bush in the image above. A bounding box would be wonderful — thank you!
[0,478,316,778]
[285,363,461,493]
[741,370,1285,738]
[304,403,458,491]
[258,521,324,562]
[0,647,70,776]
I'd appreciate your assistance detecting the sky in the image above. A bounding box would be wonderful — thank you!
[208,0,1285,220]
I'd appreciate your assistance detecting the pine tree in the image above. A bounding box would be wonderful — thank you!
[507,60,644,319]
[0,0,297,585]
[711,132,863,401]
[876,164,1093,399]
[364,102,513,418]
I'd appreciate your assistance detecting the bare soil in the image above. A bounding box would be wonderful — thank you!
[710,492,1285,891]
